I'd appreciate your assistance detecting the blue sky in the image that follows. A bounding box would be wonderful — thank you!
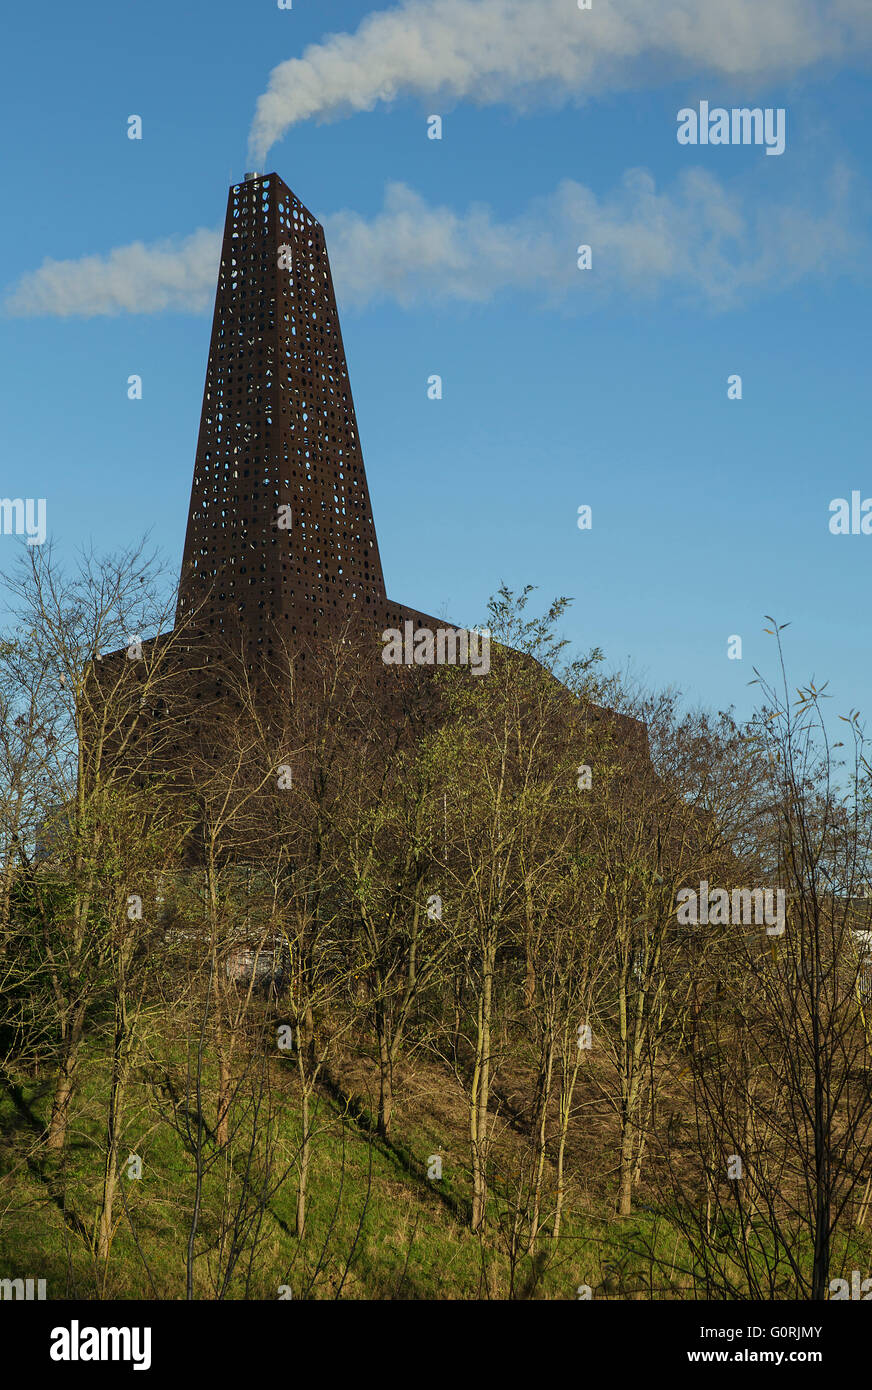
[1,0,871,727]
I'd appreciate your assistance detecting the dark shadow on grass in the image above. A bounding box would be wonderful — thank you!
[0,1073,92,1250]
[319,1068,471,1227]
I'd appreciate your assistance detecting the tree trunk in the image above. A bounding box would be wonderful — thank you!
[296,1088,309,1239]
[217,1047,231,1149]
[527,1034,554,1252]
[46,1003,87,1156]
[375,1000,393,1138]
[470,938,495,1232]
[97,998,133,1280]
[618,1119,635,1217]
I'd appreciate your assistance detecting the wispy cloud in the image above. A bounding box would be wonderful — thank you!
[247,0,872,162]
[326,168,864,310]
[3,229,222,319]
[4,168,864,319]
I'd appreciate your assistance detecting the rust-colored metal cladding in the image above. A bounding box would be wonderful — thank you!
[176,171,443,669]
[93,172,474,814]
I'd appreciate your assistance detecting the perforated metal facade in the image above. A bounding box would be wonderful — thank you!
[176,172,431,663]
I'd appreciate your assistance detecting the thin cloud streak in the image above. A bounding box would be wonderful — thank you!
[3,169,864,319]
[3,229,222,319]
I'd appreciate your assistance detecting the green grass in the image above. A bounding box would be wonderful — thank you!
[2,1047,868,1300]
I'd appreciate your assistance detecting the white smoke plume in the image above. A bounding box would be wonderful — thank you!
[247,0,871,162]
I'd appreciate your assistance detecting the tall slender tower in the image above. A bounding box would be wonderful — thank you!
[176,172,405,665]
[99,173,640,786]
